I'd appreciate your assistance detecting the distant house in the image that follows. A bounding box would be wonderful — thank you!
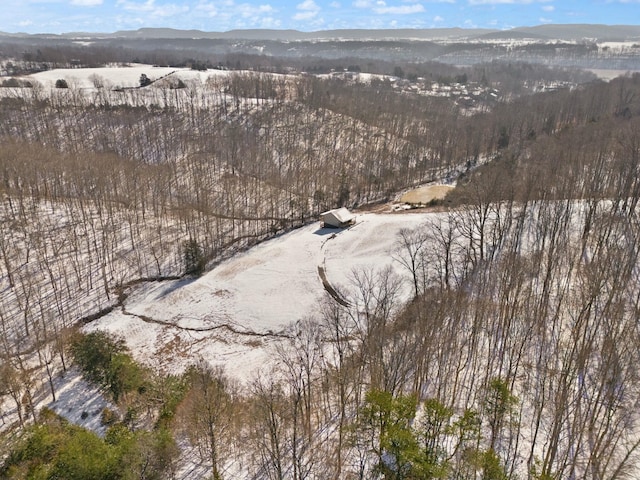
[320,208,355,228]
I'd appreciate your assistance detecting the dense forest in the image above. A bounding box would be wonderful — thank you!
[1,40,640,479]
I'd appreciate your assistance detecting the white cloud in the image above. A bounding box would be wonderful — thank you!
[293,0,320,20]
[542,5,554,10]
[330,1,341,6]
[70,0,103,5]
[433,14,444,21]
[297,0,320,10]
[191,0,278,25]
[373,3,424,13]
[220,2,279,27]
[258,16,282,27]
[116,0,177,13]
[539,16,552,22]
[468,0,552,4]
[293,10,318,19]
[152,4,189,16]
[196,3,218,16]
[116,0,188,16]
[356,0,425,13]
[237,2,274,17]
[116,0,155,12]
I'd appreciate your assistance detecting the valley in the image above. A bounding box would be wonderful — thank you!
[1,27,640,479]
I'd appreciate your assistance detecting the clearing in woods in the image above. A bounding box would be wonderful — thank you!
[400,184,454,204]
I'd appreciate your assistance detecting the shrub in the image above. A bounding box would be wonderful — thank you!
[1,78,20,87]
[70,331,147,402]
[55,78,68,89]
[139,73,152,87]
[170,79,187,89]
[101,407,119,427]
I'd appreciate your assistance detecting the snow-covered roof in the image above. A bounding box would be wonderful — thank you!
[321,207,354,225]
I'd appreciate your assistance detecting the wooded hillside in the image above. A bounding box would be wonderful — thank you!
[2,43,640,478]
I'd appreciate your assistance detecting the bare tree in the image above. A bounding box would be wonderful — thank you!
[178,362,237,480]
[394,226,429,298]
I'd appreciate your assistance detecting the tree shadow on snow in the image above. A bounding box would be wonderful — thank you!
[154,276,200,299]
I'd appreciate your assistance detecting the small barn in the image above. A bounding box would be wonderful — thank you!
[320,208,355,228]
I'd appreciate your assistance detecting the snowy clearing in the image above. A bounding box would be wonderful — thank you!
[85,211,433,379]
[27,64,233,90]
[47,368,114,437]
[399,184,454,204]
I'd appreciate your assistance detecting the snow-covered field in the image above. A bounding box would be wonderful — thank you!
[0,209,431,443]
[587,68,640,80]
[85,211,431,379]
[27,64,232,90]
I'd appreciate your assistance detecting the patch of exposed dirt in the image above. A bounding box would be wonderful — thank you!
[317,266,350,307]
[400,185,454,204]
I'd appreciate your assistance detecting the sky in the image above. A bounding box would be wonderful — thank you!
[2,0,640,35]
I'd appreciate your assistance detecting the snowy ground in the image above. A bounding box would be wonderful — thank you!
[587,68,640,80]
[85,211,433,380]
[27,64,232,90]
[47,368,114,437]
[1,210,434,444]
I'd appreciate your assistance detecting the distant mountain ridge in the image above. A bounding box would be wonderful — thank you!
[2,25,640,42]
[2,24,640,72]
[512,24,640,41]
[86,27,497,41]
